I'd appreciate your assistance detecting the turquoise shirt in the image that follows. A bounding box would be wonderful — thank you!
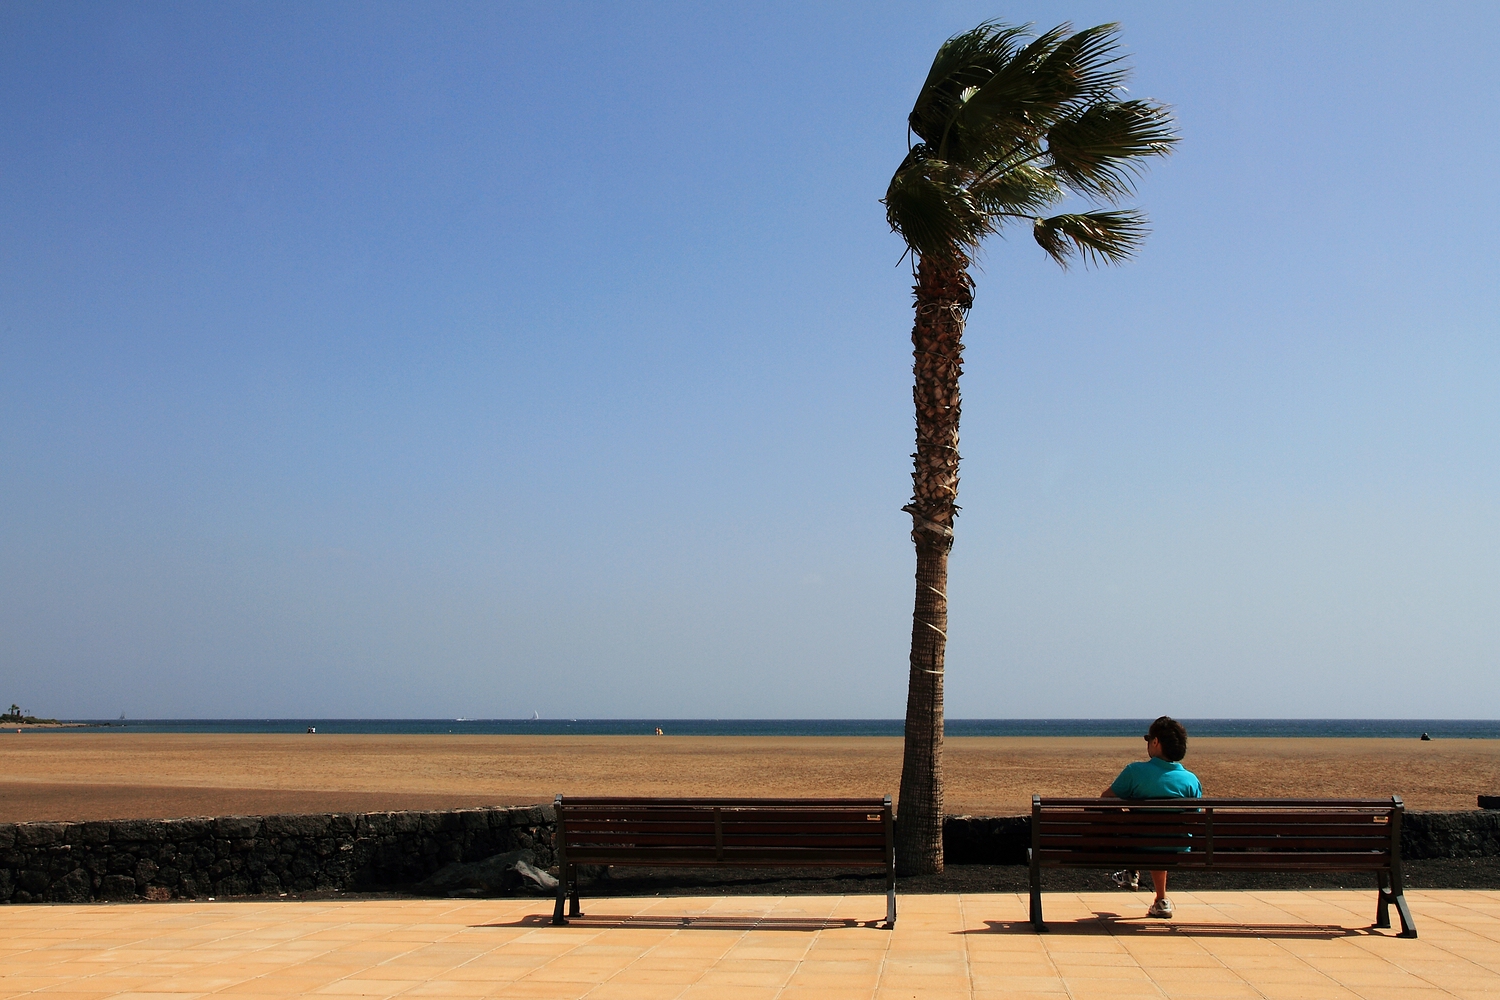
[1110,757,1202,799]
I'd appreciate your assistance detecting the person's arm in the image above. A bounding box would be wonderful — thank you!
[1104,763,1133,799]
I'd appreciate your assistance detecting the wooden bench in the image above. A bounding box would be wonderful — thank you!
[552,795,896,926]
[1029,795,1416,937]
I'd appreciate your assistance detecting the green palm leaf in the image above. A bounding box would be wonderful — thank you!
[1045,100,1178,200]
[1032,210,1149,267]
[907,22,1033,147]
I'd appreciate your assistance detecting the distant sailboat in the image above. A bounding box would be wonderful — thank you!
[530,710,540,721]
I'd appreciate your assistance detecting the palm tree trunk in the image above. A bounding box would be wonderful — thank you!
[895,254,971,876]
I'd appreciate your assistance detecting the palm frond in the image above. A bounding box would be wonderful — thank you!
[884,152,994,263]
[953,24,1129,148]
[945,24,1073,154]
[908,22,1033,147]
[1044,100,1179,200]
[1031,23,1130,110]
[1032,210,1148,267]
[969,162,1063,216]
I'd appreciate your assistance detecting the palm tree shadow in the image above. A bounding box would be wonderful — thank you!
[961,912,1376,940]
[476,913,884,932]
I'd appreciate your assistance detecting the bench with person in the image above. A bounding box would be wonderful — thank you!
[1028,794,1417,937]
[551,795,897,926]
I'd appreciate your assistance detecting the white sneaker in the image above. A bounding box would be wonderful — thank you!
[1111,869,1140,890]
[1146,897,1174,918]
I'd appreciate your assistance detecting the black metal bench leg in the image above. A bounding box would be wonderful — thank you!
[1392,890,1417,938]
[552,866,569,926]
[568,866,582,918]
[1389,798,1416,937]
[1028,850,1046,932]
[1375,871,1390,929]
[1376,869,1417,938]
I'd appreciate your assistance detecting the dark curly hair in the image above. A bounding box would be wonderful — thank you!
[1149,716,1188,762]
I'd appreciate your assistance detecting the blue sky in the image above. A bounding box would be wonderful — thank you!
[2,1,1496,720]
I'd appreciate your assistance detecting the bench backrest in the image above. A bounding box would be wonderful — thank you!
[1032,796,1403,870]
[555,796,894,869]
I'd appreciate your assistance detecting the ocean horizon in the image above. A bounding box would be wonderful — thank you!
[32,718,1500,738]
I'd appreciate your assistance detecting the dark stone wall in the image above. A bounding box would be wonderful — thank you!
[942,815,1030,864]
[1402,810,1500,859]
[4,804,1493,902]
[0,806,554,904]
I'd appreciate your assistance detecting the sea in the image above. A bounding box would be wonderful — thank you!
[38,719,1500,738]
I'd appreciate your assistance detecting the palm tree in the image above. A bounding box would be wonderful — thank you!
[884,20,1177,874]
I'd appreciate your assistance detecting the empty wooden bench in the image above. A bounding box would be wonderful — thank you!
[552,795,896,926]
[1029,795,1416,937]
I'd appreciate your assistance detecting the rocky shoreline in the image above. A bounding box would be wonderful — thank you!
[3,722,92,729]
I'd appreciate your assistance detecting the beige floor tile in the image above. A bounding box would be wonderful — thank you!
[967,973,1068,991]
[3,891,1500,1000]
[783,971,882,990]
[674,985,781,1000]
[478,983,591,999]
[790,957,883,972]
[1141,965,1246,983]
[398,980,500,996]
[312,980,424,996]
[1059,988,1164,1000]
[594,967,702,985]
[773,988,876,1000]
[582,984,692,1000]
[1151,985,1266,1000]
[691,970,793,988]
[523,966,636,984]
[873,976,972,993]
[1249,986,1363,1000]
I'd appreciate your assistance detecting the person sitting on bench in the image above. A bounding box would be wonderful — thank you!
[1102,715,1202,919]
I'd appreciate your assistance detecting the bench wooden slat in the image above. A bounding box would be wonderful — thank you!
[1039,812,1386,826]
[1039,820,1209,835]
[1037,797,1400,808]
[565,834,888,849]
[567,809,882,815]
[1210,822,1389,833]
[1213,837,1391,851]
[562,801,887,809]
[565,848,892,864]
[1199,857,1393,869]
[565,817,880,825]
[1036,852,1391,869]
[567,821,882,839]
[1040,833,1388,849]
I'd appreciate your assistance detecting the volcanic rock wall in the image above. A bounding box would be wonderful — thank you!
[2,805,1494,903]
[0,806,553,904]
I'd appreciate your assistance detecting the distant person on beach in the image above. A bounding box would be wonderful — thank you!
[1102,715,1201,919]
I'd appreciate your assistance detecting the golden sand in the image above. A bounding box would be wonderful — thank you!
[1,732,1495,822]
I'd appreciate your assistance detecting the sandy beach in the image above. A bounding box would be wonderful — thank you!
[1,733,1495,822]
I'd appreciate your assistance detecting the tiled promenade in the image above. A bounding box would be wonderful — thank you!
[2,890,1498,1000]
